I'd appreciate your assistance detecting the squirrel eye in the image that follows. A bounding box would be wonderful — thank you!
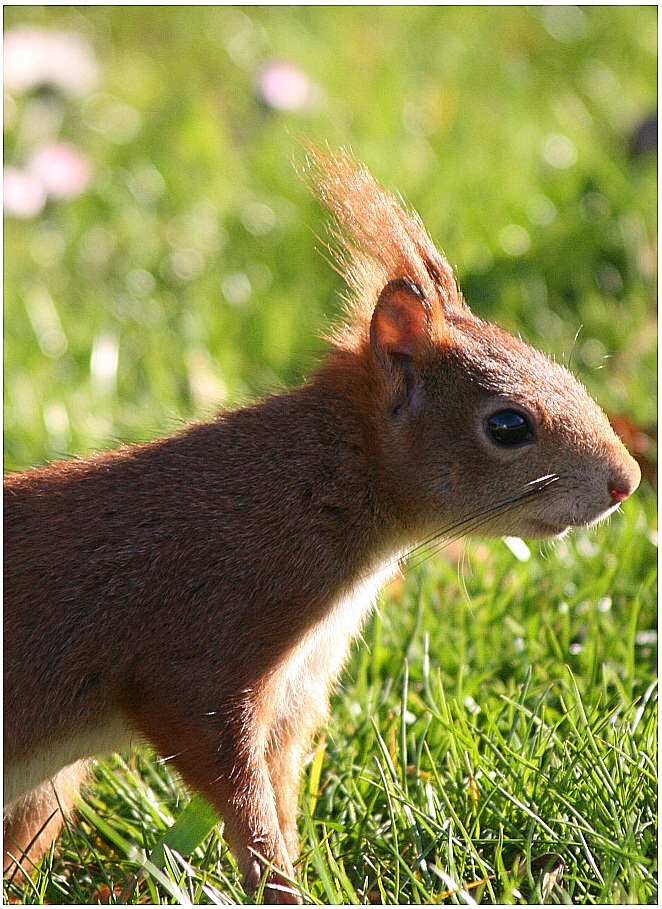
[486,409,532,446]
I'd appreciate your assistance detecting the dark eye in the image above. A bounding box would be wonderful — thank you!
[486,409,532,446]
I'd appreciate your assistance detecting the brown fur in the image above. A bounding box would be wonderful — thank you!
[4,150,640,902]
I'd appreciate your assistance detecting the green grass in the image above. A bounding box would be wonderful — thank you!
[3,5,657,905]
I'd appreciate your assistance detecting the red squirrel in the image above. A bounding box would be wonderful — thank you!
[4,150,640,902]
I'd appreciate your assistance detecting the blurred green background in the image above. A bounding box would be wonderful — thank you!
[3,5,657,472]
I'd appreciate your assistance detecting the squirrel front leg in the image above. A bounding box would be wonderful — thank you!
[221,756,299,905]
[124,686,302,904]
[267,729,309,864]
[266,697,330,865]
[268,737,305,862]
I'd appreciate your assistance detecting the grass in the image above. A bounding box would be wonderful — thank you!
[3,5,657,905]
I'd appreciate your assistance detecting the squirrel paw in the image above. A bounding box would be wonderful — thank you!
[244,856,302,905]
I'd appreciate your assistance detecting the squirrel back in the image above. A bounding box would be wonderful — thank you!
[4,150,640,902]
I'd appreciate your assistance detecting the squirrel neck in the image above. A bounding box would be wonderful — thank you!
[286,347,414,550]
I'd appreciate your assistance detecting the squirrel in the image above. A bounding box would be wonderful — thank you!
[4,149,640,903]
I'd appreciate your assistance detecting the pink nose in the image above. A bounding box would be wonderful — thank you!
[609,458,641,504]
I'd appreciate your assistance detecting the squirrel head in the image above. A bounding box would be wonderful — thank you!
[309,149,641,541]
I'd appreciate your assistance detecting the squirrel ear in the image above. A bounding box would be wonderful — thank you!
[370,278,434,359]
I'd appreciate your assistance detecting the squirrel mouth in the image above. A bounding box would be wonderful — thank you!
[582,501,622,528]
[526,505,619,539]
[520,519,571,539]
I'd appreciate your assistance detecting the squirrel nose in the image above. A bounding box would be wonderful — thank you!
[609,456,641,504]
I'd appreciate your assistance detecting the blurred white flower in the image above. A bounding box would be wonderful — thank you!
[255,60,322,113]
[4,26,98,98]
[543,133,578,169]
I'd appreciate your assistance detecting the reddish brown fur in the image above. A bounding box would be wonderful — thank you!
[4,150,640,902]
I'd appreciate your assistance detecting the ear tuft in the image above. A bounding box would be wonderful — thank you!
[370,278,431,359]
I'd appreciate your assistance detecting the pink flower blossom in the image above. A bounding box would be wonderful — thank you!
[27,141,92,200]
[4,142,92,218]
[3,166,47,218]
[255,61,322,113]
